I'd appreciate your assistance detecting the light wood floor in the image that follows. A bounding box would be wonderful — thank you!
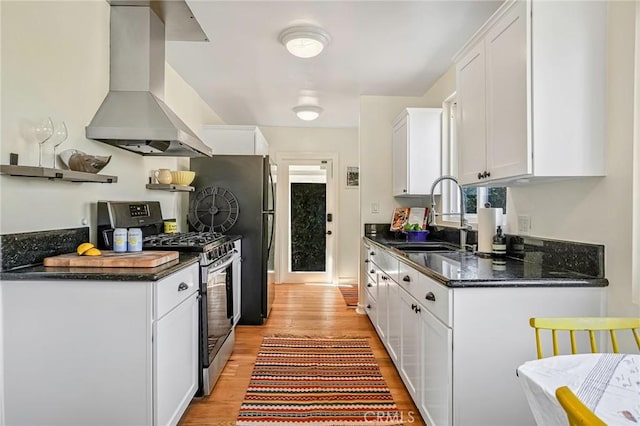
[179,283,424,425]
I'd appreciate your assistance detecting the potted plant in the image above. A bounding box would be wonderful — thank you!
[403,223,429,242]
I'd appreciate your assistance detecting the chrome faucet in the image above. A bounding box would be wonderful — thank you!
[429,175,471,250]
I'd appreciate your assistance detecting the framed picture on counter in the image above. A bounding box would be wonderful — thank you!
[346,166,359,188]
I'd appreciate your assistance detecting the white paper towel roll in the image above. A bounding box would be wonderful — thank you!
[478,208,503,254]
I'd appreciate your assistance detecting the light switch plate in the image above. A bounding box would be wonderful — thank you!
[518,215,531,235]
[371,202,380,214]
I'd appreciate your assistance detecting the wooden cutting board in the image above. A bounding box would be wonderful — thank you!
[43,251,179,268]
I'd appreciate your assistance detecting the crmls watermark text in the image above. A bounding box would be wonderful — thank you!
[364,411,417,423]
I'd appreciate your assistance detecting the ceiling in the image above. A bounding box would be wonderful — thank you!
[166,1,503,129]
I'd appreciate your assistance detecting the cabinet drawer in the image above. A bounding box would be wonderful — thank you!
[155,263,199,319]
[416,273,452,327]
[398,260,419,293]
[373,249,399,283]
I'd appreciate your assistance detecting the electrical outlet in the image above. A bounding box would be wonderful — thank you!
[371,202,380,214]
[518,215,531,235]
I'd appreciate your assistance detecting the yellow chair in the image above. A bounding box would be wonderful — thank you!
[529,317,640,359]
[555,386,606,426]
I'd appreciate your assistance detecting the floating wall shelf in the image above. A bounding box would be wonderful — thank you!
[146,183,194,192]
[0,165,117,183]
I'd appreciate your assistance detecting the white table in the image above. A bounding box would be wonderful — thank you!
[517,353,640,426]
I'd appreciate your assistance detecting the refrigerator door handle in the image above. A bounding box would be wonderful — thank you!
[267,213,275,254]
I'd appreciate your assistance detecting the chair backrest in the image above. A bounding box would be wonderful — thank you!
[555,386,606,426]
[529,317,640,359]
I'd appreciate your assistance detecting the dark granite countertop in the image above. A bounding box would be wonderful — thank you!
[0,253,200,282]
[364,235,608,288]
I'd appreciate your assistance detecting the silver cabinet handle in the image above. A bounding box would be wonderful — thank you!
[425,292,436,302]
[178,282,189,292]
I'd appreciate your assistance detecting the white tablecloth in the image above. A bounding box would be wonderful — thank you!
[517,353,640,426]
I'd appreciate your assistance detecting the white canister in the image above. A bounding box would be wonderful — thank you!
[113,228,128,252]
[127,228,143,252]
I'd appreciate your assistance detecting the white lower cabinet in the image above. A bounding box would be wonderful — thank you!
[1,263,200,426]
[419,304,452,426]
[365,288,377,323]
[362,239,605,426]
[154,289,199,426]
[385,275,401,363]
[376,272,388,341]
[399,288,420,399]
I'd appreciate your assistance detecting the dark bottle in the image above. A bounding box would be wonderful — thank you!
[492,226,507,259]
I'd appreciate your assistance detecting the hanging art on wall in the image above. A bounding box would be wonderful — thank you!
[346,166,359,188]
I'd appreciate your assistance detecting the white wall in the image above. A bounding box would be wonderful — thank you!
[260,126,359,283]
[359,67,455,228]
[507,1,639,321]
[0,1,222,237]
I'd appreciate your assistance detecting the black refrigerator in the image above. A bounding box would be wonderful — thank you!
[189,155,275,325]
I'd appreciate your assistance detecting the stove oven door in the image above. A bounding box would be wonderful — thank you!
[202,255,234,367]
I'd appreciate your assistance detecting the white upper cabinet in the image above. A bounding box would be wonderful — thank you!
[200,125,269,155]
[392,108,442,196]
[457,43,487,185]
[454,0,607,186]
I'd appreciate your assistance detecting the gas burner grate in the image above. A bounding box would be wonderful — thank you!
[143,231,225,250]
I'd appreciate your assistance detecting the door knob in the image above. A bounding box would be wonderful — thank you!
[326,230,332,235]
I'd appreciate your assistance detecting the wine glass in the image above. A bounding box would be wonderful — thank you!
[50,121,68,168]
[34,117,54,167]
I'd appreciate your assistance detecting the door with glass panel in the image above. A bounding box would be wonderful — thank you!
[279,159,335,284]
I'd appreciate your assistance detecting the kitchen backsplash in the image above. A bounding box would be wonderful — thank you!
[0,227,89,271]
[363,223,605,278]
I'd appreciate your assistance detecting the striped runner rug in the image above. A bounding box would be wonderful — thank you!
[338,285,358,307]
[236,336,403,425]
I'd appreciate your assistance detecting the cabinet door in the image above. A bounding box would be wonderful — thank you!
[365,288,377,325]
[486,1,529,181]
[386,276,401,363]
[376,272,388,341]
[419,307,452,426]
[456,42,487,186]
[399,288,420,399]
[154,293,199,426]
[392,115,409,196]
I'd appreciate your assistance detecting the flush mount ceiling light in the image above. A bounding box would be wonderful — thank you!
[293,105,323,121]
[279,26,331,58]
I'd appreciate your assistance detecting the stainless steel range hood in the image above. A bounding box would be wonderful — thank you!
[86,5,213,157]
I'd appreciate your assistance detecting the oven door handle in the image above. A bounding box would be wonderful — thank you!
[208,250,239,273]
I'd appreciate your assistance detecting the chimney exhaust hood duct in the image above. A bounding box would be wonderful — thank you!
[86,5,213,157]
